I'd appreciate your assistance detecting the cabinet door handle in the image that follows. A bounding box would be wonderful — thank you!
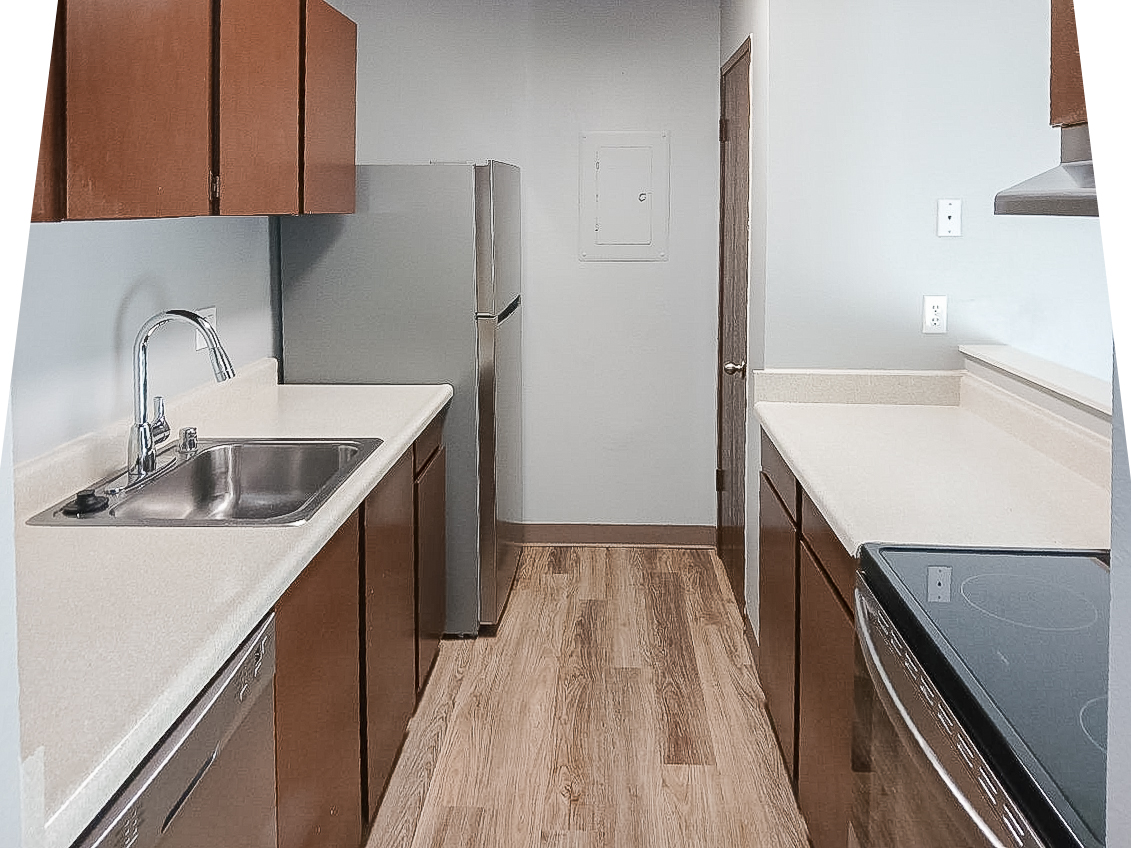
[723,360,746,377]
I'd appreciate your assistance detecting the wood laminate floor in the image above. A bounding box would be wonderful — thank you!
[367,546,809,848]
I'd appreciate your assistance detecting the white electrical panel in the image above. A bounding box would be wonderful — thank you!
[579,131,670,261]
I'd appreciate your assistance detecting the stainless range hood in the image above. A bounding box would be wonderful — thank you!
[994,123,1097,216]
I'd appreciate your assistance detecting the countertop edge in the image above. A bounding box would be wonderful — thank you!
[17,365,454,848]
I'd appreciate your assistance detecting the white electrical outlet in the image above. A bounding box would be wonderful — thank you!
[195,306,218,350]
[937,199,962,237]
[922,296,947,334]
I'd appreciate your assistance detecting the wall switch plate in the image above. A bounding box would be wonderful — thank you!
[922,295,947,333]
[195,306,217,350]
[937,199,961,236]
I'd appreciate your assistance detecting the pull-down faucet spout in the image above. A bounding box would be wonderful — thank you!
[128,309,235,484]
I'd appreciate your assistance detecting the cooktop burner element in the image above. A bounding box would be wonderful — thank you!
[860,545,1110,848]
[1080,696,1108,754]
[960,573,1100,631]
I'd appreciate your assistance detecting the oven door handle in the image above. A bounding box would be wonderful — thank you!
[855,581,1043,848]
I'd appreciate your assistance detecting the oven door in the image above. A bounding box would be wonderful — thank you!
[852,577,1045,848]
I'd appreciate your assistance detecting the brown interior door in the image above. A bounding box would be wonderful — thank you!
[717,40,751,607]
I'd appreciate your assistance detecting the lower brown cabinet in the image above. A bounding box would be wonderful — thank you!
[362,449,417,819]
[275,511,363,848]
[758,473,798,783]
[415,442,446,693]
[796,542,855,848]
[758,429,858,848]
[275,421,448,846]
[363,420,448,817]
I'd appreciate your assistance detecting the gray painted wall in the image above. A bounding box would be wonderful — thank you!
[14,216,274,464]
[331,0,722,528]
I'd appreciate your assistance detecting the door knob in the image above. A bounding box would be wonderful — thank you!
[723,360,746,377]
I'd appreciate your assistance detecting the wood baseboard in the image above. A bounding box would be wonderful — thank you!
[518,523,716,548]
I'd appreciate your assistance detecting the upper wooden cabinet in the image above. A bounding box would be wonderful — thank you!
[67,0,213,219]
[60,0,355,220]
[1051,0,1087,126]
[303,0,357,214]
[31,4,65,223]
[218,0,302,215]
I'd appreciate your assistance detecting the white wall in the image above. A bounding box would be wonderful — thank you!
[723,0,1114,634]
[761,1,1110,378]
[14,217,274,464]
[332,0,722,527]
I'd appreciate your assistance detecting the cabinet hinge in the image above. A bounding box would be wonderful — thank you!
[719,118,728,143]
[716,468,726,491]
[210,173,221,200]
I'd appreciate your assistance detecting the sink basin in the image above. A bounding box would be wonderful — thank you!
[29,437,384,527]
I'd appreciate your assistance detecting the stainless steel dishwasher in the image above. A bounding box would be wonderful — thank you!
[75,614,277,848]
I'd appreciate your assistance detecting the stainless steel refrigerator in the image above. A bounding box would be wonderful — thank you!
[277,162,522,635]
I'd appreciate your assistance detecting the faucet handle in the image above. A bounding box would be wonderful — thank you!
[178,427,198,456]
[151,396,170,444]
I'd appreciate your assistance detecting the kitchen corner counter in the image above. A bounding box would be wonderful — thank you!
[15,359,453,848]
[753,365,1111,557]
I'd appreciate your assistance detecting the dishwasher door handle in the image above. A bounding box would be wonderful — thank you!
[74,614,277,848]
[161,747,217,833]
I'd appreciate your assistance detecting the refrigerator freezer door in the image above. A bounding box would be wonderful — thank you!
[474,161,522,317]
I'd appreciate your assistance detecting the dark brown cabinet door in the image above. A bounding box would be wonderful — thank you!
[363,449,416,819]
[797,543,855,848]
[302,0,356,213]
[415,444,447,693]
[32,2,65,223]
[275,511,363,848]
[758,474,798,784]
[1051,0,1087,126]
[66,0,212,219]
[218,0,300,214]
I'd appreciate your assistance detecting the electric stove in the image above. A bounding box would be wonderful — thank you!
[859,544,1109,848]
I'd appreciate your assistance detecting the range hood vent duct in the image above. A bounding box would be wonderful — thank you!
[994,123,1097,217]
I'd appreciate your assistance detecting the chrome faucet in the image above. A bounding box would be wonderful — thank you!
[128,309,235,484]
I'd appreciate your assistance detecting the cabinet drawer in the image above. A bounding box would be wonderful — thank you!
[414,415,444,476]
[800,490,856,615]
[761,429,799,522]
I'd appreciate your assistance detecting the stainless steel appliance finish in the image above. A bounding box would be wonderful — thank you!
[994,124,1098,217]
[28,437,382,526]
[74,614,277,848]
[128,309,235,485]
[854,578,1045,848]
[278,162,523,634]
[854,545,1108,848]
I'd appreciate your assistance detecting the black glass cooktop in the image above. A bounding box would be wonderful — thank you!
[860,544,1110,848]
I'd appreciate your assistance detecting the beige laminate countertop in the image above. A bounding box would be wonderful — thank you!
[753,368,1112,556]
[15,359,453,848]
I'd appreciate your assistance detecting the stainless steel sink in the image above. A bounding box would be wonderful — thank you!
[29,437,384,527]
